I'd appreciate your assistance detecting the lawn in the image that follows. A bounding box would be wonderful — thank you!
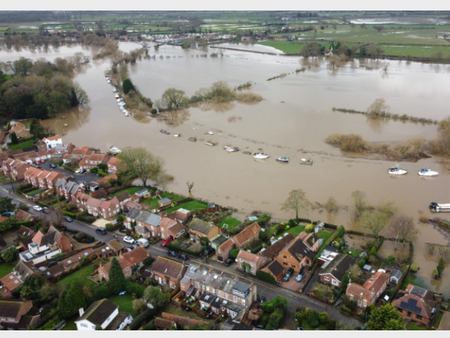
[7,138,37,150]
[111,187,145,197]
[0,262,15,278]
[217,218,242,230]
[143,192,185,209]
[163,200,208,213]
[110,293,136,317]
[286,224,306,237]
[56,265,96,289]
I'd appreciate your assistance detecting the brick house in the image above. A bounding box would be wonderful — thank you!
[319,254,355,289]
[178,264,257,320]
[150,256,187,289]
[97,246,150,282]
[346,270,389,309]
[392,291,435,327]
[107,157,122,173]
[0,299,34,327]
[159,216,187,240]
[274,231,321,274]
[188,218,221,243]
[75,298,133,330]
[236,250,269,275]
[55,178,84,201]
[1,158,30,181]
[216,222,261,261]
[261,260,285,281]
[78,153,110,170]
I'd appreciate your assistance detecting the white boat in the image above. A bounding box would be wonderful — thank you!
[429,202,450,212]
[206,131,214,135]
[253,152,270,160]
[299,158,313,165]
[418,167,439,177]
[276,156,290,163]
[224,146,239,152]
[388,165,408,175]
[109,145,122,154]
[173,133,181,137]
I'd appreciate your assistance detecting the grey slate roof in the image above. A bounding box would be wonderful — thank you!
[77,298,118,326]
[319,254,355,281]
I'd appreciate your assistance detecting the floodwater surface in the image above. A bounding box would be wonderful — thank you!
[2,42,450,295]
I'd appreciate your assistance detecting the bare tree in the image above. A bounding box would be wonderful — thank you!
[361,209,389,238]
[156,173,174,192]
[367,98,390,118]
[387,215,418,249]
[351,190,371,221]
[281,189,311,220]
[186,181,194,197]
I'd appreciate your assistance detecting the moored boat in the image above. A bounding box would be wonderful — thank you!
[160,129,170,135]
[188,137,197,142]
[109,145,122,154]
[253,152,270,160]
[276,156,290,163]
[418,167,439,177]
[299,158,313,165]
[388,164,408,175]
[224,146,239,152]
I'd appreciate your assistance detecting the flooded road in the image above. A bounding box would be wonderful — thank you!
[2,42,450,295]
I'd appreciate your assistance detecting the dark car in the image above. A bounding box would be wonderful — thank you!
[168,250,177,257]
[282,268,294,282]
[42,207,50,214]
[224,258,235,266]
[47,260,58,267]
[259,296,266,305]
[50,163,57,168]
[119,227,127,233]
[96,228,107,235]
[204,248,215,257]
[64,216,73,222]
[179,253,188,261]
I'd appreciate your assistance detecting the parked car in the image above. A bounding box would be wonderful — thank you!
[33,205,43,211]
[259,296,266,305]
[47,260,57,267]
[42,207,50,214]
[119,227,127,233]
[203,248,215,257]
[123,236,135,244]
[64,216,73,222]
[295,271,306,282]
[161,238,173,247]
[179,253,188,261]
[49,163,57,168]
[75,168,86,174]
[282,268,294,282]
[168,250,177,257]
[224,258,235,266]
[96,228,107,235]
[1,211,14,216]
[128,244,138,250]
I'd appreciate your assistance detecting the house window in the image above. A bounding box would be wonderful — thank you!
[324,276,330,281]
[283,256,287,259]
[416,315,422,320]
[407,312,412,318]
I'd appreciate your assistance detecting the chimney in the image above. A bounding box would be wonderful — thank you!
[79,308,85,317]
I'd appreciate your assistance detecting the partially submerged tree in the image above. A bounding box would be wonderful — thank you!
[281,189,311,220]
[161,88,189,110]
[387,215,418,249]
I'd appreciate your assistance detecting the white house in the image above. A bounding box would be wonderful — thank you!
[75,298,133,330]
[41,135,63,149]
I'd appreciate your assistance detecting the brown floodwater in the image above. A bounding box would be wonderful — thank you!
[2,42,450,295]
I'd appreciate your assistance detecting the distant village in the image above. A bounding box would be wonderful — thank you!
[0,119,449,331]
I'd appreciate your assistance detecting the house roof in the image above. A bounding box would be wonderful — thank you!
[232,222,261,247]
[106,239,125,252]
[122,246,149,265]
[0,299,33,318]
[319,254,355,281]
[154,317,175,329]
[346,283,375,302]
[107,157,122,166]
[115,191,131,203]
[363,271,388,293]
[151,256,185,279]
[76,298,118,326]
[189,218,214,235]
[286,237,315,262]
[392,293,433,318]
[259,233,294,258]
[237,250,264,264]
[15,209,34,222]
[0,272,24,291]
[266,260,284,277]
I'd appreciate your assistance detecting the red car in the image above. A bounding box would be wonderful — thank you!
[161,238,173,247]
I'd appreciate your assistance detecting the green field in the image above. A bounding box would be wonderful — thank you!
[56,265,97,289]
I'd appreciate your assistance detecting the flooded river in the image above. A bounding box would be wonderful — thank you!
[2,42,450,295]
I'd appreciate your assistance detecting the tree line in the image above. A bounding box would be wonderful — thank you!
[0,57,88,121]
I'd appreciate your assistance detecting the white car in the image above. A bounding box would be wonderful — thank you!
[33,205,43,211]
[123,236,135,244]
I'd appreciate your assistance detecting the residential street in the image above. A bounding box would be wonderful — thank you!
[1,182,362,329]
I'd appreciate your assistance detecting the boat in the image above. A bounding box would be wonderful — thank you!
[205,142,215,147]
[418,167,439,177]
[206,131,214,135]
[109,145,122,154]
[224,146,239,152]
[160,129,170,135]
[388,164,408,175]
[299,158,313,165]
[276,156,290,163]
[173,133,181,137]
[188,137,197,142]
[253,152,270,160]
[429,202,450,213]
[242,151,252,155]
